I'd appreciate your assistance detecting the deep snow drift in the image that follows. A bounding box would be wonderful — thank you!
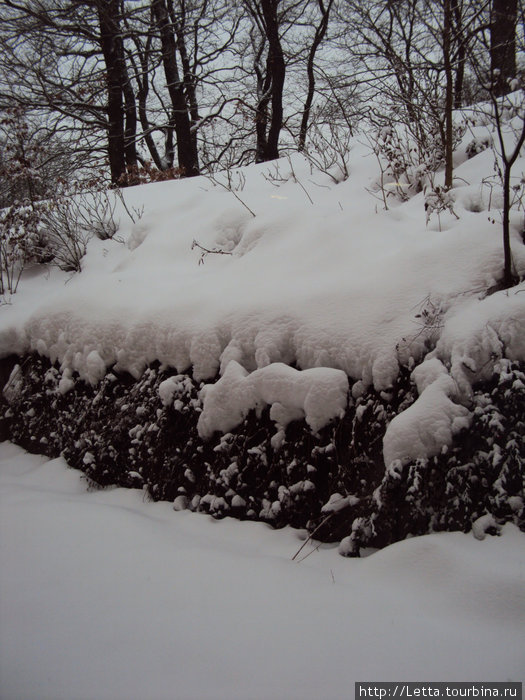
[1,443,524,700]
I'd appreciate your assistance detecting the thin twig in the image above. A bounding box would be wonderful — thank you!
[192,239,233,265]
[291,512,335,561]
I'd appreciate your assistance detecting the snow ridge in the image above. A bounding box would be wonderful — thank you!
[197,360,349,445]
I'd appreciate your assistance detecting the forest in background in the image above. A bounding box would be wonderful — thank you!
[0,0,522,194]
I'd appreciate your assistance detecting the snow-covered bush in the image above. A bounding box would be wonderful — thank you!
[424,186,459,229]
[465,135,492,159]
[38,199,91,273]
[368,120,465,206]
[338,360,525,556]
[1,183,122,292]
[39,188,120,272]
[0,108,57,295]
[1,353,523,556]
[0,201,49,296]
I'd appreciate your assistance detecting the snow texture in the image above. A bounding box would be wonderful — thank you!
[197,360,349,439]
[383,286,525,465]
[1,120,525,466]
[1,443,524,700]
[383,371,471,466]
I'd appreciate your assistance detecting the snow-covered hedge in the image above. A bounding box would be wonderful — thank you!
[2,353,523,555]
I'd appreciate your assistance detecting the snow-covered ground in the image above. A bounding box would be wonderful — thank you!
[2,128,525,464]
[3,142,525,394]
[1,109,525,697]
[1,442,524,700]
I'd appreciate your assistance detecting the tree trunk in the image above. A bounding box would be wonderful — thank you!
[123,68,138,171]
[96,0,127,185]
[251,32,271,163]
[452,0,466,109]
[298,0,332,152]
[491,0,518,96]
[152,0,199,176]
[443,0,454,189]
[259,0,285,161]
[255,85,271,163]
[168,0,200,161]
[502,164,513,287]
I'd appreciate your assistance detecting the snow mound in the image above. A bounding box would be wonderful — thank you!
[383,366,471,466]
[383,285,525,465]
[434,284,525,394]
[158,374,194,407]
[1,140,525,469]
[197,360,349,440]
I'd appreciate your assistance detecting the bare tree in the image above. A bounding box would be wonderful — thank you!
[0,0,143,185]
[242,0,286,162]
[151,0,199,176]
[490,0,519,96]
[297,0,334,151]
[336,0,494,192]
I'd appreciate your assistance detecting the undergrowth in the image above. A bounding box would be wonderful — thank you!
[1,354,523,555]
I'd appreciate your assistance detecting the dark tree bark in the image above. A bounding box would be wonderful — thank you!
[452,0,466,108]
[253,34,272,162]
[152,0,199,176]
[244,0,286,162]
[122,65,138,171]
[298,0,333,152]
[443,0,454,188]
[260,0,285,161]
[490,0,518,95]
[96,0,127,184]
[168,0,200,163]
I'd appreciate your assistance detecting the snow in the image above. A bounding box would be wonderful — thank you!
[197,361,348,439]
[1,124,524,462]
[383,371,471,466]
[1,442,524,700]
[382,284,525,465]
[434,285,525,393]
[471,513,500,540]
[158,373,194,407]
[2,145,525,397]
[321,492,360,513]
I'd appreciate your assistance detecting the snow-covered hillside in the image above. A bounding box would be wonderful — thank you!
[3,139,525,393]
[3,125,525,443]
[1,113,524,552]
[1,105,525,697]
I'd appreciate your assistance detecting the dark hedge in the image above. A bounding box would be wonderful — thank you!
[1,354,523,555]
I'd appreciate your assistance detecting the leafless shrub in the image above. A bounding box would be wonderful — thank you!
[365,119,465,210]
[262,156,314,205]
[0,201,48,295]
[205,169,256,217]
[39,197,92,272]
[303,121,351,184]
[39,187,121,272]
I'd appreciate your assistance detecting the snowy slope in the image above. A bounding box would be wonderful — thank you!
[1,443,524,700]
[1,127,525,466]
